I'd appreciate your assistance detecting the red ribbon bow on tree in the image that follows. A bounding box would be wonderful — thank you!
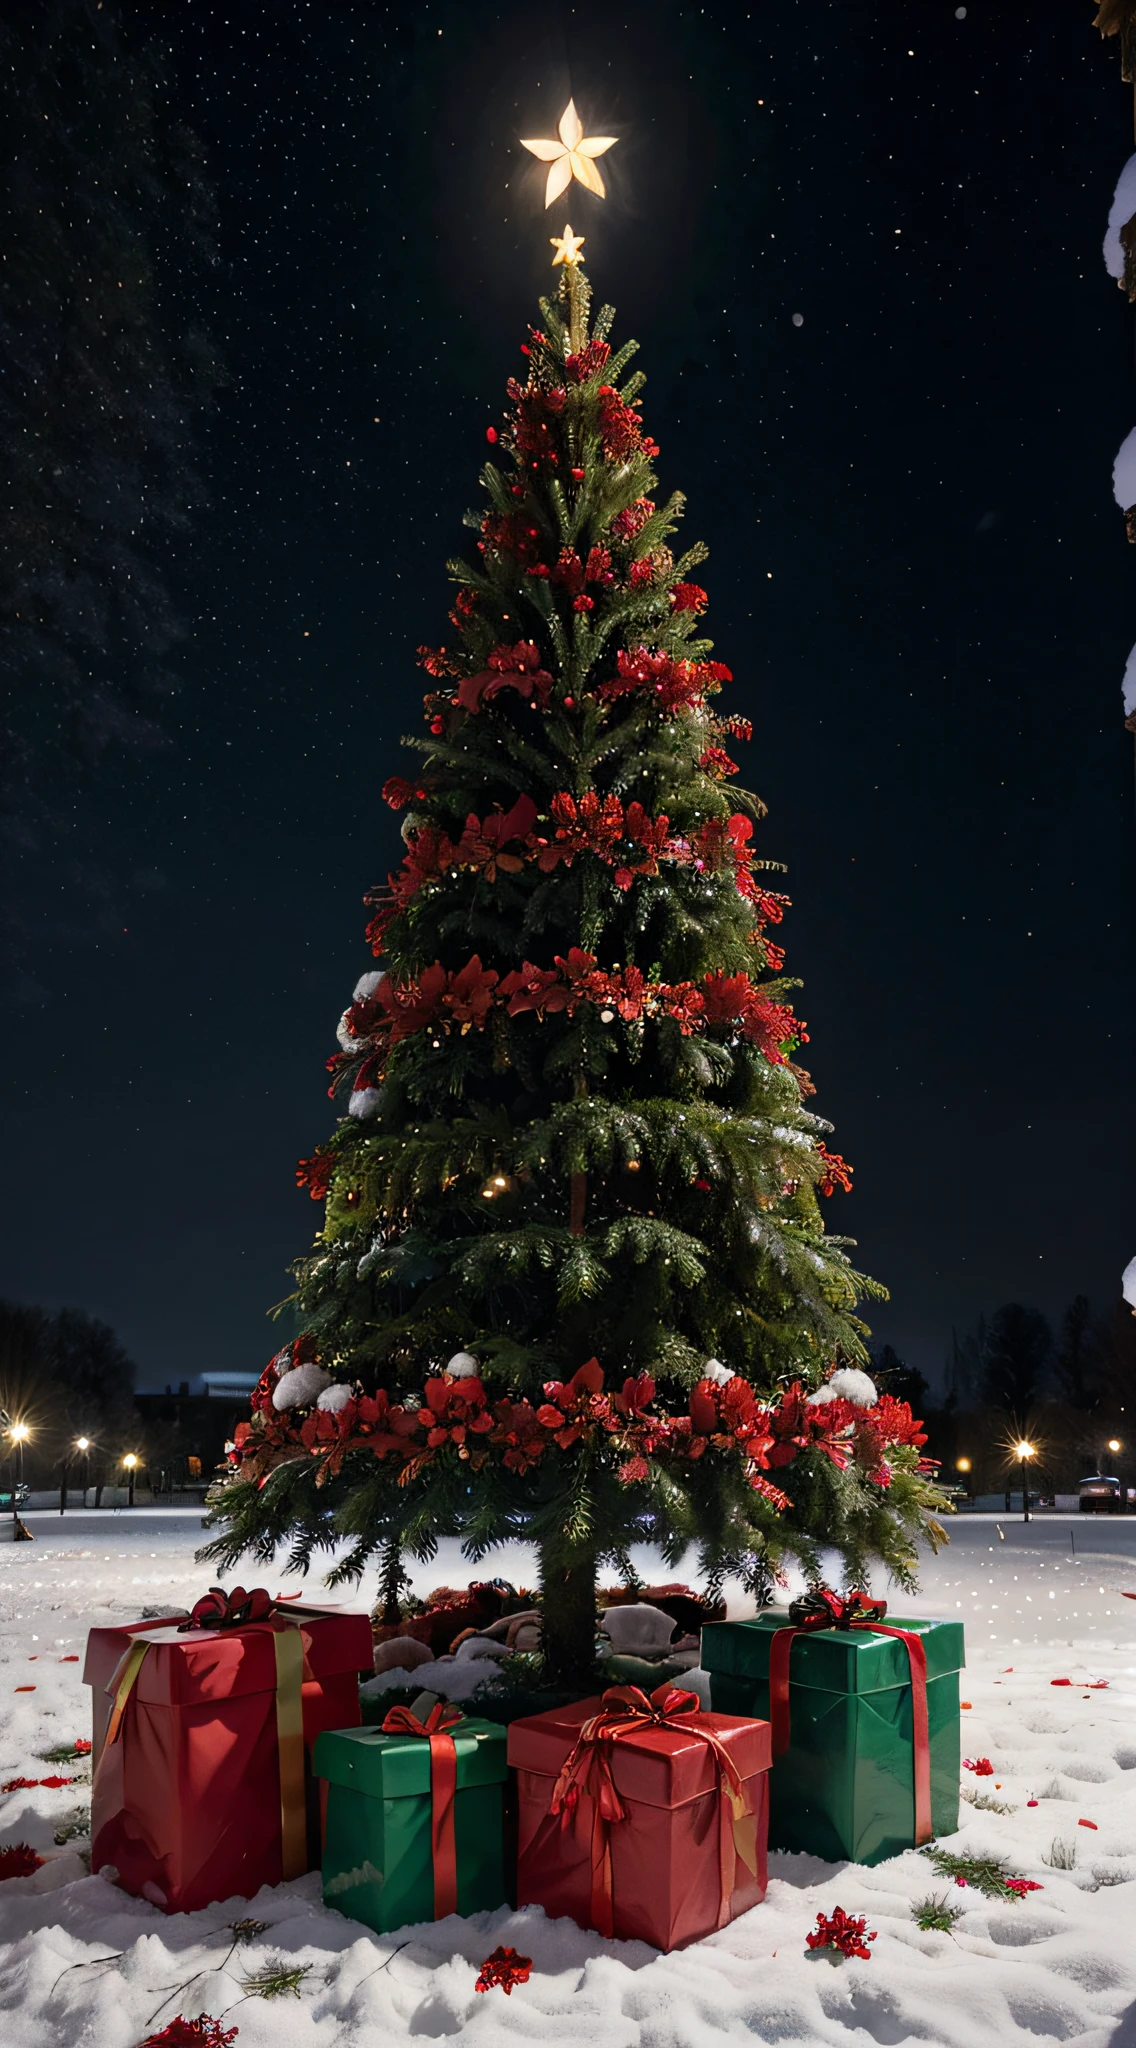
[548,1681,758,1939]
[769,1587,932,1845]
[381,1700,465,1918]
[179,1585,276,1632]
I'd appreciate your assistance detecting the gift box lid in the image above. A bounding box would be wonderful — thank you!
[83,1605,373,1708]
[699,1613,965,1693]
[507,1694,771,1811]
[313,1715,507,1797]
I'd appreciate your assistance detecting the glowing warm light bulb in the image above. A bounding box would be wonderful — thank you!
[1108,1438,1121,1453]
[1014,1440,1035,1461]
[76,1436,90,1452]
[9,1423,30,1443]
[956,1457,971,1473]
[122,1453,138,1470]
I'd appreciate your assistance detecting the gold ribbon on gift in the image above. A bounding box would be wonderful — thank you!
[272,1622,307,1879]
[100,1595,310,1881]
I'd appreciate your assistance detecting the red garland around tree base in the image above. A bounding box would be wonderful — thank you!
[805,1907,877,1960]
[475,1946,533,1995]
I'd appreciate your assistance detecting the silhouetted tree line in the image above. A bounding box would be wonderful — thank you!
[0,1298,138,1491]
[873,1297,1136,1498]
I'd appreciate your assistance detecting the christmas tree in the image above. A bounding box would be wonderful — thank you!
[203,239,947,1686]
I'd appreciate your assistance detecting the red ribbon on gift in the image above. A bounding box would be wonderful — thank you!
[547,1682,758,1940]
[766,1590,932,1846]
[381,1700,464,1918]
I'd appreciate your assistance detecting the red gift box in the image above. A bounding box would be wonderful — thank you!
[84,1593,372,1913]
[508,1683,771,1951]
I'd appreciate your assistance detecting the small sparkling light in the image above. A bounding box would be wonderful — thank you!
[1108,1439,1121,1453]
[956,1457,971,1473]
[9,1423,31,1443]
[122,1453,138,1470]
[1014,1440,1035,1461]
[76,1437,90,1452]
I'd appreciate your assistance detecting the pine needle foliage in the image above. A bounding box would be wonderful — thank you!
[911,1893,963,1934]
[201,258,949,1681]
[923,1848,1024,1899]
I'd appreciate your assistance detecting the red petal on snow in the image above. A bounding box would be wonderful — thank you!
[1078,1818,1098,1829]
[1050,1679,1072,1687]
[59,1656,79,1664]
[13,1687,35,1694]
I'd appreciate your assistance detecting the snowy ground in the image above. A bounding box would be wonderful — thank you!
[2,1508,1136,2047]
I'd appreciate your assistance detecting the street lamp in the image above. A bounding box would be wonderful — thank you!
[7,1422,30,1533]
[1108,1439,1121,1455]
[955,1456,972,1501]
[122,1452,138,1509]
[1014,1439,1036,1523]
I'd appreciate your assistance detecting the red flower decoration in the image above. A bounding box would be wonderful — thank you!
[1005,1878,1044,1895]
[475,1946,532,1995]
[457,640,553,714]
[381,775,425,810]
[139,2020,240,2047]
[672,581,709,612]
[0,1841,45,1880]
[963,1757,995,1776]
[73,1738,92,1754]
[805,1907,877,1960]
[816,1146,854,1197]
[295,1145,336,1200]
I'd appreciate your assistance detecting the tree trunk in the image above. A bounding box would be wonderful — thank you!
[378,1535,406,1627]
[538,1539,598,1690]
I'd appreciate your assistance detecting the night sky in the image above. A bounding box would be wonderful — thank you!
[3,0,1134,1392]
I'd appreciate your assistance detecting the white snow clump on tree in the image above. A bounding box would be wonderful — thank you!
[807,1367,878,1409]
[273,1362,333,1411]
[1103,154,1136,281]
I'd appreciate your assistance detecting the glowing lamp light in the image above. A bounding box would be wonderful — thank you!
[1108,1438,1122,1453]
[956,1457,971,1473]
[520,101,618,207]
[9,1423,30,1444]
[1014,1441,1035,1462]
[122,1453,139,1471]
[76,1437,90,1452]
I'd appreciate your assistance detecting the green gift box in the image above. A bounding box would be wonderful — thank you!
[314,1712,509,1932]
[701,1612,964,1865]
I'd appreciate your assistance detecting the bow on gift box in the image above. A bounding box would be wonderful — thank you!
[178,1585,277,1632]
[548,1682,758,1940]
[380,1700,465,1918]
[787,1588,887,1631]
[769,1588,932,1845]
[101,1585,311,1881]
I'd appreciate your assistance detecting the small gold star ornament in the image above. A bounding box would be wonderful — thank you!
[550,224,586,267]
[521,99,618,207]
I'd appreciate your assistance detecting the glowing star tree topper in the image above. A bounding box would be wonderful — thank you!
[550,224,586,267]
[521,99,617,207]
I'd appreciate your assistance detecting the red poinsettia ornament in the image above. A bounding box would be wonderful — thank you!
[805,1906,877,1961]
[138,2019,239,2047]
[475,1945,533,1995]
[0,1841,45,1879]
